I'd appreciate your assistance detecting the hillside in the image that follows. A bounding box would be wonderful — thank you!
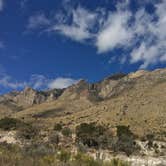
[0,68,166,165]
[0,69,165,137]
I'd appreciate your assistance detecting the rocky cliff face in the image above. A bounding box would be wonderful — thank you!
[0,87,64,110]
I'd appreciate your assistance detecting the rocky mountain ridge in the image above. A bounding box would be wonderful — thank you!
[0,68,166,112]
[0,68,166,133]
[0,87,64,109]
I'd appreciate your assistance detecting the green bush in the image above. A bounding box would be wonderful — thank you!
[61,127,72,137]
[57,149,71,163]
[49,132,59,144]
[76,123,107,148]
[54,123,62,131]
[110,158,130,166]
[76,123,105,137]
[114,125,139,156]
[17,124,39,140]
[74,152,101,166]
[116,125,133,138]
[0,143,131,166]
[0,117,25,131]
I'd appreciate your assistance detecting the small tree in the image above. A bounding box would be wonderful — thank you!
[49,132,59,144]
[61,127,72,137]
[54,123,62,131]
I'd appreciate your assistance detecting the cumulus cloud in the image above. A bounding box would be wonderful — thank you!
[27,0,166,69]
[48,77,78,89]
[0,71,78,91]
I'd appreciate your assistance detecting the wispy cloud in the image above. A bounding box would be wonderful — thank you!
[96,10,132,53]
[0,74,26,89]
[27,0,166,69]
[51,7,98,42]
[27,13,51,29]
[0,41,5,49]
[0,0,4,11]
[20,0,28,10]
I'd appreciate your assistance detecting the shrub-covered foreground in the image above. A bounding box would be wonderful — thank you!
[0,118,140,165]
[76,123,139,156]
[0,143,130,166]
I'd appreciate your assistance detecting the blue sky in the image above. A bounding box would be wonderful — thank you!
[0,0,166,93]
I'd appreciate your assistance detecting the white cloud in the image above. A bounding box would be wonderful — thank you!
[53,25,91,42]
[52,7,97,42]
[0,74,26,89]
[87,0,166,68]
[0,0,4,11]
[27,13,50,29]
[27,0,166,69]
[48,77,78,89]
[129,1,166,68]
[0,70,78,91]
[96,10,132,53]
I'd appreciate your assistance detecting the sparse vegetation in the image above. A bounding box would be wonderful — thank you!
[0,143,131,166]
[49,132,60,144]
[76,123,139,155]
[61,127,72,137]
[0,69,166,165]
[0,117,24,131]
[54,123,63,131]
[76,122,107,148]
[114,125,139,156]
[17,123,39,140]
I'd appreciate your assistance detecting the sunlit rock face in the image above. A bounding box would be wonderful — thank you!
[0,87,64,109]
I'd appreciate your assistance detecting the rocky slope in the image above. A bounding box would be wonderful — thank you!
[0,87,64,111]
[0,68,166,166]
[0,68,166,138]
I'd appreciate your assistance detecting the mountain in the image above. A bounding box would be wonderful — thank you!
[0,68,166,140]
[0,68,166,165]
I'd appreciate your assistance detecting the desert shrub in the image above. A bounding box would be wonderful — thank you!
[0,143,131,166]
[23,143,55,157]
[54,123,62,131]
[116,125,133,138]
[61,127,72,137]
[114,125,139,156]
[74,152,101,166]
[73,153,130,166]
[146,134,154,141]
[76,123,107,148]
[49,132,60,144]
[56,149,71,163]
[0,117,25,131]
[109,158,130,166]
[17,123,39,140]
[76,123,138,155]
